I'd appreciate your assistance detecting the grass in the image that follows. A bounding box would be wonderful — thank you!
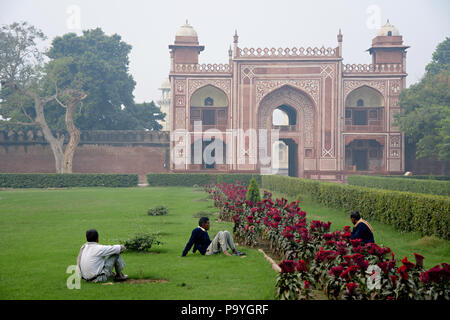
[270,191,450,269]
[0,187,277,300]
[1,186,448,300]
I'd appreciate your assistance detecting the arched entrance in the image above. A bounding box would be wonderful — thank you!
[345,139,384,172]
[190,138,227,170]
[258,85,316,177]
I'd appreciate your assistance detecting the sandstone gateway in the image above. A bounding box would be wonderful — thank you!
[0,21,410,182]
[168,20,408,181]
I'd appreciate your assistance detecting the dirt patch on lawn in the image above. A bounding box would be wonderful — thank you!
[103,279,168,285]
[193,211,219,218]
[414,236,446,247]
[126,279,168,284]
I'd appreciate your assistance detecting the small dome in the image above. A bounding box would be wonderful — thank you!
[376,20,400,36]
[175,21,198,37]
[160,78,170,89]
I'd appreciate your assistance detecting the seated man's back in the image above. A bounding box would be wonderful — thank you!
[77,229,127,282]
[79,242,121,280]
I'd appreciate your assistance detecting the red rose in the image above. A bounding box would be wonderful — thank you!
[390,275,398,287]
[279,260,297,274]
[330,266,345,278]
[420,271,431,284]
[425,265,443,282]
[377,261,391,275]
[340,265,360,280]
[297,260,308,273]
[346,282,358,295]
[304,280,310,289]
[401,256,416,270]
[397,265,409,281]
[413,253,424,268]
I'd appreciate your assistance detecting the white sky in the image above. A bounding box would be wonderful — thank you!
[1,0,449,104]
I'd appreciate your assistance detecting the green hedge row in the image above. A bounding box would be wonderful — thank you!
[261,175,450,240]
[0,173,138,188]
[348,175,450,196]
[146,173,262,187]
[382,175,450,181]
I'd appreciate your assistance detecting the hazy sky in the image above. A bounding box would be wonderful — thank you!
[1,0,449,104]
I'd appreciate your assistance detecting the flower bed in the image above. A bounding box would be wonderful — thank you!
[206,182,450,300]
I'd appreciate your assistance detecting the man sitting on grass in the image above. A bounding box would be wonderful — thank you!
[350,211,375,245]
[181,217,245,257]
[76,229,128,282]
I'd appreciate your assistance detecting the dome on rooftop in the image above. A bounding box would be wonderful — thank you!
[376,20,400,36]
[160,78,170,89]
[175,21,198,37]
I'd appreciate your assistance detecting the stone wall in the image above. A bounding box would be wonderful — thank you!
[0,130,170,183]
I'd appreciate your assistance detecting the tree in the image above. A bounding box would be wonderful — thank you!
[1,23,166,173]
[125,101,166,131]
[246,178,261,204]
[46,28,165,131]
[0,22,87,173]
[396,37,450,162]
[48,28,133,130]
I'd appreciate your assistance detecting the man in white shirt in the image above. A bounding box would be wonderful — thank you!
[76,229,128,282]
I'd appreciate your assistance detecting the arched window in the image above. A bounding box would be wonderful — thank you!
[204,97,214,106]
[387,31,392,36]
[357,99,364,107]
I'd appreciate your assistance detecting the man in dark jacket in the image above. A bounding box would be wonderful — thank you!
[181,217,244,257]
[350,211,375,245]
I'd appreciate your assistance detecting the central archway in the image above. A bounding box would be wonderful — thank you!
[257,85,316,177]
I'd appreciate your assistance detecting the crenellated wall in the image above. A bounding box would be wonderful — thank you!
[0,130,170,183]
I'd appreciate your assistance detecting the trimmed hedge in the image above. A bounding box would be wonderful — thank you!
[146,173,262,187]
[0,173,138,188]
[382,175,450,181]
[262,175,450,240]
[348,175,450,196]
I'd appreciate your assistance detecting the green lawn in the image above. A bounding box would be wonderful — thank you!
[270,191,450,269]
[0,187,276,300]
[1,186,448,300]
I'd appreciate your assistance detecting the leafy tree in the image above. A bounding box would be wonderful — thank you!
[47,28,135,131]
[47,28,164,131]
[1,23,166,172]
[0,22,87,173]
[396,37,450,162]
[125,101,165,131]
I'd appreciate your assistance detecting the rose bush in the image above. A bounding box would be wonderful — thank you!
[207,183,449,300]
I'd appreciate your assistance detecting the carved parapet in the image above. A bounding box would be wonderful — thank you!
[237,46,339,58]
[173,63,232,74]
[79,130,170,145]
[0,130,170,146]
[1,129,45,143]
[343,63,403,74]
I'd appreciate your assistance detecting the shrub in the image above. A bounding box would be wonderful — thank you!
[348,175,450,196]
[120,232,162,252]
[208,182,450,300]
[147,206,169,216]
[383,175,450,181]
[0,173,138,188]
[146,173,261,187]
[246,178,261,204]
[261,175,450,240]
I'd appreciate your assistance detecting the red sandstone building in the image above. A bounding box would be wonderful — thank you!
[169,20,409,181]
